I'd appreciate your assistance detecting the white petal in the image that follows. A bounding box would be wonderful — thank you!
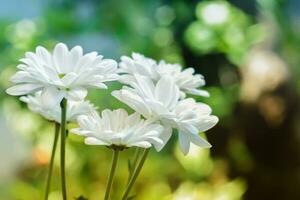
[19,96,30,103]
[155,76,179,108]
[197,116,219,132]
[66,88,87,101]
[118,74,135,85]
[188,133,212,148]
[134,74,155,99]
[179,131,190,155]
[179,91,186,99]
[188,89,210,97]
[6,84,43,96]
[17,64,27,70]
[96,59,117,73]
[69,46,83,70]
[71,128,91,136]
[74,52,98,72]
[180,123,199,135]
[145,100,171,116]
[153,125,172,151]
[127,112,141,126]
[85,137,108,145]
[89,82,108,89]
[112,89,152,118]
[147,136,163,145]
[131,141,152,148]
[195,103,212,115]
[41,86,64,109]
[36,46,52,65]
[61,72,78,86]
[53,43,69,73]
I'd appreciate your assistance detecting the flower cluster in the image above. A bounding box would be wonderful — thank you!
[6,43,218,199]
[7,44,218,153]
[115,53,218,154]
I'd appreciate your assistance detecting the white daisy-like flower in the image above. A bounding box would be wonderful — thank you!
[118,53,209,98]
[6,43,118,107]
[20,92,96,123]
[112,75,218,154]
[71,109,164,150]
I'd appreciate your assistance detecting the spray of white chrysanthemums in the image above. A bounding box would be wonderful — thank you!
[6,43,218,200]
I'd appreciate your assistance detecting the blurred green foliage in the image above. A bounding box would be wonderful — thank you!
[185,1,265,65]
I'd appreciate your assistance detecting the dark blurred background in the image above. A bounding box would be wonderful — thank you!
[1,0,300,199]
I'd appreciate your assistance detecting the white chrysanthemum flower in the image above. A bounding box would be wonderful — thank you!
[20,92,96,123]
[119,53,209,98]
[112,75,218,154]
[71,109,164,150]
[7,43,118,107]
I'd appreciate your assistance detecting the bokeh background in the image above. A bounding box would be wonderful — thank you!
[1,0,300,199]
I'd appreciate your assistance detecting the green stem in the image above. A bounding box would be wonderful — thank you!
[128,148,142,183]
[122,148,150,200]
[44,122,60,200]
[60,98,67,200]
[104,149,119,200]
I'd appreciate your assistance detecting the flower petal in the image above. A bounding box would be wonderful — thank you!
[53,43,69,73]
[155,76,179,108]
[6,84,43,96]
[196,116,219,132]
[85,137,109,145]
[41,86,64,109]
[134,74,155,99]
[131,141,152,148]
[188,89,210,97]
[61,72,78,86]
[179,131,190,155]
[112,89,152,118]
[188,133,212,148]
[152,125,172,151]
[66,88,87,101]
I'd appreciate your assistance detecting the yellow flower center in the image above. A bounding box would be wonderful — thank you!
[59,73,66,79]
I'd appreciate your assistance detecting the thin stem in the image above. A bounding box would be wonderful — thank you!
[44,122,60,200]
[122,148,150,200]
[128,148,142,183]
[60,98,67,200]
[104,149,119,200]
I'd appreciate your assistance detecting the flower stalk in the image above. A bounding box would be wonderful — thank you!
[44,122,60,200]
[60,98,68,200]
[122,148,150,200]
[104,149,120,200]
[128,147,142,183]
